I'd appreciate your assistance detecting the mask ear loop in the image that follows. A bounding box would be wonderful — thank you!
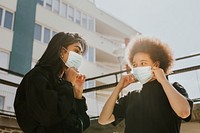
[60,47,68,59]
[62,47,69,53]
[60,47,69,66]
[152,61,160,68]
[151,62,158,81]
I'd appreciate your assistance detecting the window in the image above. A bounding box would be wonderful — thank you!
[43,27,51,44]
[84,80,96,89]
[0,96,5,110]
[53,0,60,14]
[88,47,95,62]
[88,16,95,31]
[0,8,2,26]
[0,51,9,69]
[88,80,95,88]
[75,10,81,25]
[38,0,44,6]
[46,0,52,10]
[83,46,95,62]
[81,13,87,28]
[61,3,67,18]
[68,6,74,21]
[4,11,13,29]
[83,50,88,60]
[52,31,57,38]
[34,24,42,41]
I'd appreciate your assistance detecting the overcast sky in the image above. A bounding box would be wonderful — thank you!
[95,0,200,58]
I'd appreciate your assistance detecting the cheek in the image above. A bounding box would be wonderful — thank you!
[63,53,69,62]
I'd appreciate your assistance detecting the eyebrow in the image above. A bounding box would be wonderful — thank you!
[133,60,147,62]
[75,46,83,53]
[140,60,148,62]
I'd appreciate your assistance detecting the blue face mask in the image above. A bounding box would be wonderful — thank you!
[62,47,82,69]
[65,51,82,69]
[131,66,153,84]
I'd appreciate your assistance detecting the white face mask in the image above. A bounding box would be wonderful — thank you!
[61,47,82,69]
[131,66,153,84]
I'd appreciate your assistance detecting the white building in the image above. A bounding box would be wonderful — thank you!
[0,0,138,117]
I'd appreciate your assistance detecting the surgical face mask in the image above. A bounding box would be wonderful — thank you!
[131,66,153,84]
[62,48,82,69]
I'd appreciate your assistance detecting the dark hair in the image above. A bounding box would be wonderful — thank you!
[126,36,174,74]
[36,32,87,74]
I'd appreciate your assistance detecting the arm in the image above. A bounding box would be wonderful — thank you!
[98,74,136,125]
[64,67,90,130]
[98,84,121,125]
[152,67,191,118]
[75,97,90,131]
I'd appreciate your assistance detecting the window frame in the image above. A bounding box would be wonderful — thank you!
[34,23,42,41]
[43,27,51,44]
[68,5,74,21]
[0,95,5,111]
[45,0,53,11]
[53,0,60,14]
[61,2,68,18]
[0,8,3,26]
[75,9,81,25]
[0,50,10,70]
[0,7,14,30]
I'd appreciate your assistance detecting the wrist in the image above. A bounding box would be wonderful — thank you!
[75,95,83,99]
[115,84,123,93]
[74,90,83,99]
[160,79,170,86]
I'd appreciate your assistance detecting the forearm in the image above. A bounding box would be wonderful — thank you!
[98,85,122,125]
[75,97,90,130]
[161,80,190,118]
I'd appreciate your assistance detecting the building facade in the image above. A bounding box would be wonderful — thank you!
[0,0,138,119]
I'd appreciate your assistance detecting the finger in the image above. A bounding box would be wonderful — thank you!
[76,74,85,81]
[152,67,157,70]
[81,75,86,80]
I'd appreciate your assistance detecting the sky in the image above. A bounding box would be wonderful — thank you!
[95,0,200,58]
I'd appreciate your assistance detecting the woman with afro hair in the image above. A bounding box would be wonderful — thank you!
[98,36,193,133]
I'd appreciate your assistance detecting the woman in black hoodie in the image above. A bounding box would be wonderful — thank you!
[14,32,90,133]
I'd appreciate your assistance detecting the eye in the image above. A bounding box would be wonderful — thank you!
[74,49,82,55]
[75,50,79,53]
[141,62,147,66]
[132,63,137,68]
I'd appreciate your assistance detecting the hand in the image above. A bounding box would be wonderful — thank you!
[117,74,137,91]
[152,67,167,83]
[73,73,86,99]
[63,67,78,86]
[63,67,86,99]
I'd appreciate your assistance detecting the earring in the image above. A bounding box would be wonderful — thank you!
[61,55,64,58]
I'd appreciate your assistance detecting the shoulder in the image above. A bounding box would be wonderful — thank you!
[30,66,52,78]
[22,66,54,85]
[117,91,138,103]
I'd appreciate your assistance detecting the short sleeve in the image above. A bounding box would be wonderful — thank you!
[112,93,129,126]
[172,82,193,122]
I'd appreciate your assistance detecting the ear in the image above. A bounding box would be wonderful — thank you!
[60,47,66,58]
[153,61,160,67]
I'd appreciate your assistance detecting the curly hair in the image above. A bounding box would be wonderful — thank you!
[126,36,174,74]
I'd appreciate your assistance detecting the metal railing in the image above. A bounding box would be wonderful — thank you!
[0,53,200,117]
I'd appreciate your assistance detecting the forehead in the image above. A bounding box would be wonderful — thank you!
[67,42,83,51]
[133,52,152,62]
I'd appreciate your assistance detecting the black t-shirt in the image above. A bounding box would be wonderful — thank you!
[112,80,193,133]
